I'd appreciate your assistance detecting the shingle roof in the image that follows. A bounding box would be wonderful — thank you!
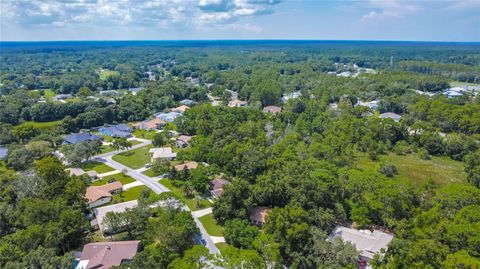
[249,207,270,223]
[85,181,123,203]
[64,133,101,144]
[263,106,282,113]
[150,147,177,159]
[177,135,193,144]
[174,161,198,171]
[0,147,8,159]
[76,240,140,269]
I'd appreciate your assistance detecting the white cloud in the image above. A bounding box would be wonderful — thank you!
[1,0,281,32]
[361,0,420,21]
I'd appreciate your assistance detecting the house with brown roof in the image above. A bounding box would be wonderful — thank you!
[263,106,282,114]
[85,181,123,209]
[249,206,271,226]
[75,240,140,269]
[171,105,190,113]
[174,161,198,171]
[133,118,166,131]
[175,135,193,148]
[210,178,229,198]
[228,99,248,107]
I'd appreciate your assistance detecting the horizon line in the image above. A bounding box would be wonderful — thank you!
[1,39,479,44]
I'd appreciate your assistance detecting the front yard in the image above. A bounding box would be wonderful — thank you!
[111,185,152,204]
[198,213,224,236]
[91,173,136,186]
[112,145,152,169]
[133,129,157,140]
[79,161,115,174]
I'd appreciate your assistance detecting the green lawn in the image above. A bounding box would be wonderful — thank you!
[143,169,157,177]
[100,140,142,154]
[79,161,115,174]
[215,242,229,254]
[99,69,120,80]
[91,173,135,186]
[160,178,212,211]
[111,185,153,204]
[0,162,14,175]
[133,129,157,140]
[20,120,62,130]
[43,89,55,101]
[198,213,224,236]
[356,152,467,186]
[112,145,152,169]
[450,81,480,87]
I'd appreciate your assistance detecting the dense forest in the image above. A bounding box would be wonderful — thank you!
[1,41,480,268]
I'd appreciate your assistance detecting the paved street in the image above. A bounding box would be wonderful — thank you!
[90,140,221,254]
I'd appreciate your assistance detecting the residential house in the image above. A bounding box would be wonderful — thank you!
[127,87,143,96]
[64,132,101,145]
[328,226,394,266]
[210,178,229,198]
[356,100,379,110]
[249,206,270,226]
[180,99,197,106]
[281,91,301,102]
[85,181,123,208]
[379,112,402,122]
[66,168,98,179]
[175,135,193,148]
[171,105,190,113]
[263,106,282,114]
[174,161,198,171]
[228,99,248,107]
[444,90,463,98]
[98,124,132,138]
[133,118,166,131]
[0,147,8,159]
[53,94,72,101]
[150,147,177,162]
[155,111,182,122]
[92,200,138,232]
[75,240,140,269]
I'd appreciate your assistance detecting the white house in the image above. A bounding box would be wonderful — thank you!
[150,147,177,162]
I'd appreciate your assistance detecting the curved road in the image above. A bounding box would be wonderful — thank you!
[90,141,220,254]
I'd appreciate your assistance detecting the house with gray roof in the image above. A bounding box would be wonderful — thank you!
[379,112,402,122]
[98,124,132,138]
[64,133,101,145]
[0,147,8,159]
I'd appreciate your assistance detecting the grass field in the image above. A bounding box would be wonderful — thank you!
[450,81,480,87]
[143,169,157,177]
[111,185,156,204]
[98,69,120,80]
[198,213,224,236]
[355,152,467,186]
[159,178,212,211]
[133,129,157,140]
[79,161,115,174]
[43,89,55,101]
[91,173,136,186]
[100,140,142,154]
[21,120,62,130]
[112,145,152,169]
[215,242,229,254]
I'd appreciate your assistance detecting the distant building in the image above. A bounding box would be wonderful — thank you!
[180,99,197,106]
[150,147,177,161]
[356,100,379,110]
[128,87,143,96]
[98,124,132,138]
[175,135,193,148]
[133,118,166,131]
[85,181,123,208]
[328,226,394,265]
[444,90,463,98]
[281,91,301,102]
[171,105,190,113]
[379,112,401,122]
[174,161,198,171]
[53,94,72,101]
[249,206,270,226]
[210,178,229,198]
[337,71,352,77]
[64,132,101,145]
[228,99,248,107]
[263,106,282,114]
[75,240,140,269]
[0,147,8,159]
[155,111,182,122]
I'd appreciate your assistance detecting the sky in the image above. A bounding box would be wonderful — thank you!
[0,0,479,42]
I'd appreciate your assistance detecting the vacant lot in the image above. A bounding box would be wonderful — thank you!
[91,173,136,186]
[356,153,467,186]
[112,145,152,169]
[199,213,224,236]
[79,161,115,174]
[98,69,120,80]
[159,178,212,211]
